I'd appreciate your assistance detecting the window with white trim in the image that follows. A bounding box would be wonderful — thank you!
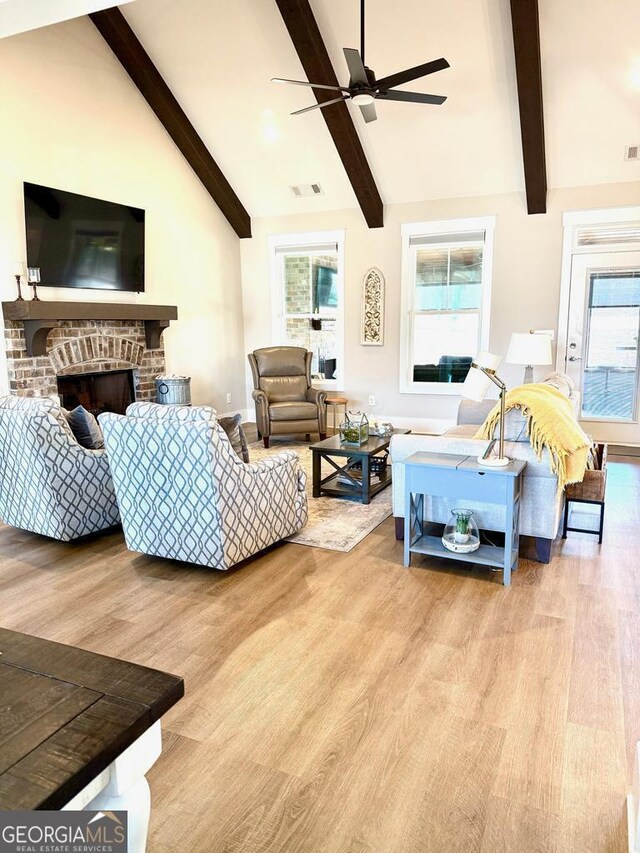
[269,231,344,387]
[399,217,495,394]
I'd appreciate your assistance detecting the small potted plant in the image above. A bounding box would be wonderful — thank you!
[442,509,480,553]
[454,511,472,544]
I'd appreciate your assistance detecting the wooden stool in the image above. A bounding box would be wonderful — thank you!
[325,395,348,435]
[563,443,607,544]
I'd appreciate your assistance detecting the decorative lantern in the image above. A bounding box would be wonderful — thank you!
[339,410,369,445]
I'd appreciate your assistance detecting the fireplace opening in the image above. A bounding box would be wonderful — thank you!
[57,369,136,416]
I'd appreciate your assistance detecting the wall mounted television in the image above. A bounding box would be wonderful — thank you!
[24,182,145,293]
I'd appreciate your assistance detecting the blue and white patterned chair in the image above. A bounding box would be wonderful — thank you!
[0,396,119,540]
[99,403,308,570]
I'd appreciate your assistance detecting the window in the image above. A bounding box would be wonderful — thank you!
[269,231,344,386]
[582,270,640,420]
[399,217,495,394]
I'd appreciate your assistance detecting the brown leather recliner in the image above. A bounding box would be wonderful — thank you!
[248,347,327,448]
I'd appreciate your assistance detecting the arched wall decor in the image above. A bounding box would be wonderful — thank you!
[361,267,385,346]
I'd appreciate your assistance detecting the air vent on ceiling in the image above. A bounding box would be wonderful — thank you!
[624,144,640,161]
[290,183,324,198]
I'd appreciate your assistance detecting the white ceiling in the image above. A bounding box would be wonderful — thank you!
[0,0,136,39]
[122,0,358,216]
[116,0,640,218]
[541,0,640,189]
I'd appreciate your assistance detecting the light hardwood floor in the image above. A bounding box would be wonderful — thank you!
[1,457,638,852]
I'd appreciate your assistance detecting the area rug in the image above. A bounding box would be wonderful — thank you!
[249,439,392,552]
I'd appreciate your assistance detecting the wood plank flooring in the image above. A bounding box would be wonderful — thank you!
[0,458,638,851]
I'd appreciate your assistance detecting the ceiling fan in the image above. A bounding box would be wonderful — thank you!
[272,0,449,123]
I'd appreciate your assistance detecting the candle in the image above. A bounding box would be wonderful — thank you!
[27,267,40,284]
[14,263,24,277]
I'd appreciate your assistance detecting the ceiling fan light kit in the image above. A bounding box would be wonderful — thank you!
[352,92,375,106]
[273,0,449,124]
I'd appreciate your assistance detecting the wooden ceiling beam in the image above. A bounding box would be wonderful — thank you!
[509,0,547,214]
[90,7,251,238]
[274,0,384,228]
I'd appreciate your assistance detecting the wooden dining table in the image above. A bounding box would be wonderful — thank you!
[0,627,183,851]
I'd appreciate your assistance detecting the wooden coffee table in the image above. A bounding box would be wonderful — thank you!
[310,430,410,505]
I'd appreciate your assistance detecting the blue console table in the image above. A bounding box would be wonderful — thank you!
[403,452,527,586]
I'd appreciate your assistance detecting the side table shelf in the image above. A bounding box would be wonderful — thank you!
[403,452,527,586]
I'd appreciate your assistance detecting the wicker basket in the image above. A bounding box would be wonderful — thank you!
[565,443,607,502]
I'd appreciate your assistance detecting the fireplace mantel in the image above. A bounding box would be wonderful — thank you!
[2,301,178,356]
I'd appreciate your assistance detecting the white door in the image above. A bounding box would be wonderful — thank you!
[562,251,640,444]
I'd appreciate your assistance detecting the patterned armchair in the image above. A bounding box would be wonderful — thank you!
[99,403,308,570]
[0,396,119,540]
[248,347,327,448]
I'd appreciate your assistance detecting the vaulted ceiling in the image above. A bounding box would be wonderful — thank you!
[542,0,640,189]
[0,0,136,38]
[13,0,640,220]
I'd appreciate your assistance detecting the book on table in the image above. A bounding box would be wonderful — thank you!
[336,471,381,487]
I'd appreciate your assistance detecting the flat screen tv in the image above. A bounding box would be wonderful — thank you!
[24,182,145,292]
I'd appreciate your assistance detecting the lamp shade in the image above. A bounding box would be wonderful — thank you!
[506,332,552,366]
[461,351,501,402]
[474,351,501,371]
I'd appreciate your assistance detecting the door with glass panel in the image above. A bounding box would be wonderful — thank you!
[564,250,640,444]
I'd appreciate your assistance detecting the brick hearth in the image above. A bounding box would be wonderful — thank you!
[4,319,166,401]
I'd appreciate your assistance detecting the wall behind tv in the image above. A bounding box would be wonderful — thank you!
[0,16,246,410]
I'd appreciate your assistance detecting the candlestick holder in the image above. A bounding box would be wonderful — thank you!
[27,267,41,301]
[14,274,24,301]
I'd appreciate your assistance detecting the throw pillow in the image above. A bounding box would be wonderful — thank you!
[500,408,529,442]
[64,406,104,450]
[219,414,250,462]
[542,371,575,398]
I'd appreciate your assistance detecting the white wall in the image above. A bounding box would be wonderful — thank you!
[0,17,246,410]
[241,182,640,431]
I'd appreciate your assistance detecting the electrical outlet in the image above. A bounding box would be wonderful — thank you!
[368,395,376,407]
[226,393,232,404]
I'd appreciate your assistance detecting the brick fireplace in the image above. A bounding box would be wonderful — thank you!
[2,302,177,405]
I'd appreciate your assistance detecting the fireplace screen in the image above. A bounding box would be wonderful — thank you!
[57,369,135,416]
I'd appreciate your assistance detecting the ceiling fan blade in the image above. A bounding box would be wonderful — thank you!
[291,96,349,116]
[378,90,447,105]
[272,77,350,92]
[376,57,450,91]
[359,101,377,123]
[343,47,368,86]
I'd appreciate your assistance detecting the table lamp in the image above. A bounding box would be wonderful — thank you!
[462,351,510,467]
[506,331,552,383]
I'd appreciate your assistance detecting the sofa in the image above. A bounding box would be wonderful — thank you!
[99,403,308,570]
[0,395,119,540]
[390,375,580,563]
[248,346,327,448]
[413,355,473,384]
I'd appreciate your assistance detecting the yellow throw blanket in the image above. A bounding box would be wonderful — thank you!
[475,384,591,492]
